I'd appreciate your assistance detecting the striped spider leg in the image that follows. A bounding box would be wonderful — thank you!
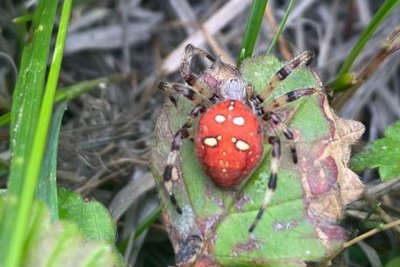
[158,45,219,214]
[247,51,317,232]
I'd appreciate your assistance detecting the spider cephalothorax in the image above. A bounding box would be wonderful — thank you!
[159,44,316,232]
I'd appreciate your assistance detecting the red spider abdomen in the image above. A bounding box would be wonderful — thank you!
[194,100,264,188]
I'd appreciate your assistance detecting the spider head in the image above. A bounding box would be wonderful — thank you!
[219,78,249,101]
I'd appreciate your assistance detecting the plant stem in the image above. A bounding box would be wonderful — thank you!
[337,0,400,76]
[267,0,296,54]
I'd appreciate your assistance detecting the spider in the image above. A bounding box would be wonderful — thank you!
[159,44,317,233]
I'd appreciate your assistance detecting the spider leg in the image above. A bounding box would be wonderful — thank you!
[181,44,217,100]
[248,87,317,232]
[163,105,206,214]
[248,136,281,233]
[253,87,317,164]
[254,87,316,117]
[252,51,314,105]
[261,87,316,112]
[158,81,206,107]
[263,111,298,164]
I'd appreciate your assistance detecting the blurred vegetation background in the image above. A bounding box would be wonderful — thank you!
[0,0,399,266]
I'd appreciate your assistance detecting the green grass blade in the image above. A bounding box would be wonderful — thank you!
[10,0,72,263]
[266,0,297,54]
[37,102,67,221]
[1,0,72,266]
[54,74,128,102]
[0,74,127,128]
[330,25,400,93]
[13,14,33,24]
[118,206,161,254]
[0,113,10,126]
[7,1,57,197]
[0,0,58,263]
[237,0,269,65]
[337,0,400,77]
[134,206,161,239]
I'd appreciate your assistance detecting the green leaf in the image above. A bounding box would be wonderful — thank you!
[58,189,116,245]
[351,121,400,180]
[0,196,120,267]
[386,257,400,267]
[58,189,123,266]
[153,53,364,266]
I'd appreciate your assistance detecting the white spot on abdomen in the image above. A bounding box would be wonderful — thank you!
[215,114,226,123]
[236,140,250,151]
[204,137,218,147]
[233,116,245,126]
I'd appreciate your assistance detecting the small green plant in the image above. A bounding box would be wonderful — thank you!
[352,121,400,180]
